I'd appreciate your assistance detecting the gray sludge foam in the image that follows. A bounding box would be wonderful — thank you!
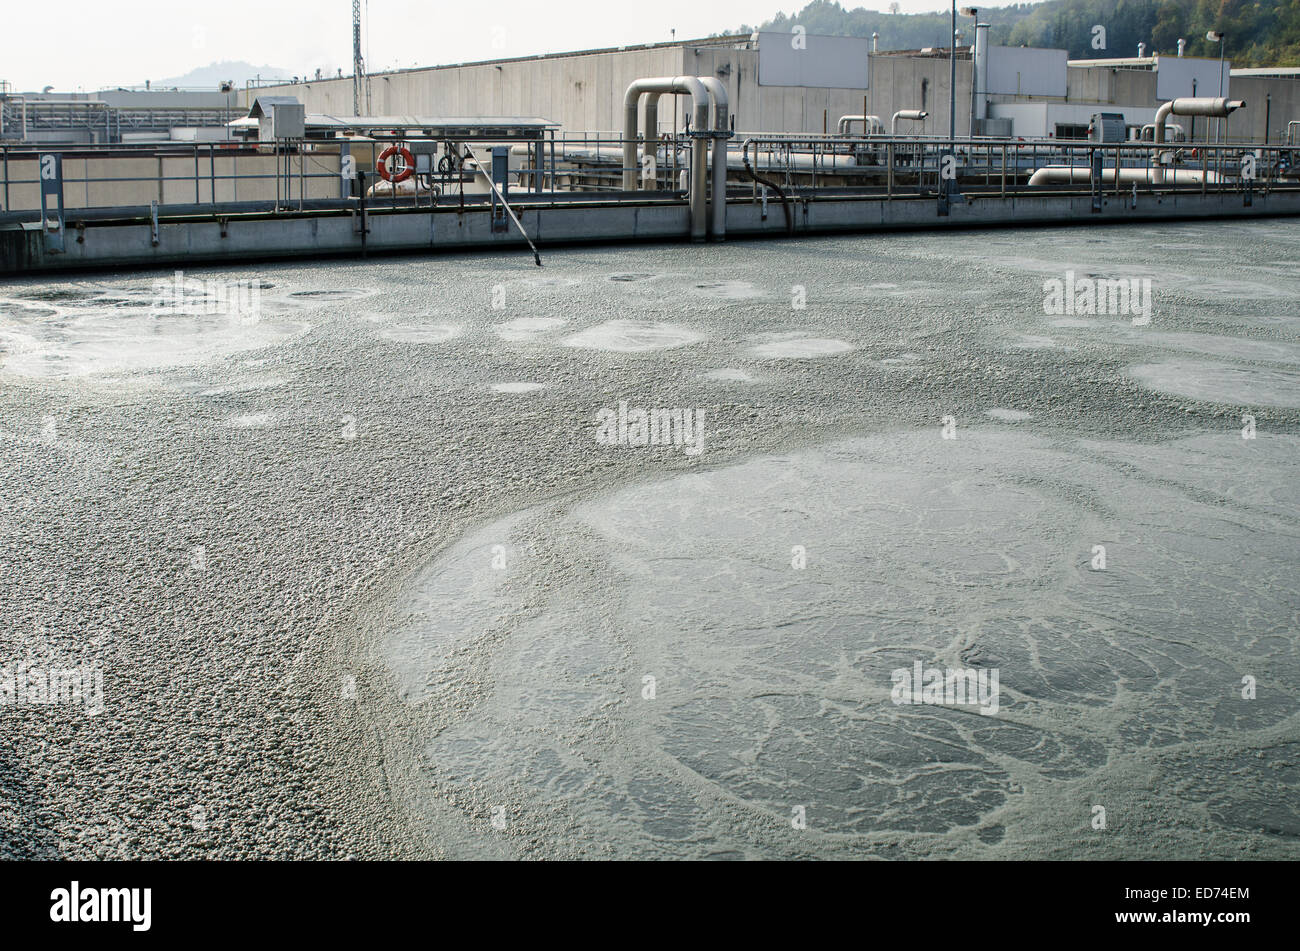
[380,431,1300,859]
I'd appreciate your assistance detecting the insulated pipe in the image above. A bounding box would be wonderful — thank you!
[891,109,929,134]
[643,92,662,189]
[1028,166,1223,186]
[623,76,710,241]
[1153,97,1245,181]
[974,23,990,122]
[837,114,884,135]
[698,75,730,240]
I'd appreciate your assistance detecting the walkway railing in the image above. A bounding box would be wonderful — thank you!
[2,134,1297,226]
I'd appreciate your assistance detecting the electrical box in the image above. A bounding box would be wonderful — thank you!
[1090,113,1126,143]
[265,103,305,139]
[409,140,438,175]
[975,117,1013,138]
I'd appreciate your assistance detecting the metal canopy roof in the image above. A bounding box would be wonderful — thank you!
[242,100,556,138]
[247,96,304,118]
[303,114,558,138]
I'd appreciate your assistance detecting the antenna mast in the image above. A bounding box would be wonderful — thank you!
[352,0,366,115]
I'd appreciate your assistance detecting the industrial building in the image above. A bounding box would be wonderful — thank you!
[4,30,1299,146]
[3,26,1299,274]
[246,30,1300,144]
[0,84,243,145]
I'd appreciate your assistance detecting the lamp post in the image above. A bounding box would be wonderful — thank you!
[220,80,234,142]
[961,8,978,135]
[1207,30,1226,143]
[939,0,956,207]
[949,2,956,142]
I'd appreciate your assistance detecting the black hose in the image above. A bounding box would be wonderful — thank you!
[742,149,794,236]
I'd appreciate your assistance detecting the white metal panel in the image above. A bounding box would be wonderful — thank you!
[1156,56,1231,100]
[986,46,1067,97]
[758,31,870,88]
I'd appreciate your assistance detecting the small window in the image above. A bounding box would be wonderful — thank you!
[1054,123,1090,140]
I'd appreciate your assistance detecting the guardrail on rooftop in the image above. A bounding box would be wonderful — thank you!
[2,133,1296,236]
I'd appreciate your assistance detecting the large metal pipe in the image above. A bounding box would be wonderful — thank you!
[837,114,884,135]
[698,75,730,241]
[891,109,929,134]
[1153,97,1245,182]
[623,76,710,241]
[1029,166,1224,186]
[642,92,662,189]
[974,22,990,122]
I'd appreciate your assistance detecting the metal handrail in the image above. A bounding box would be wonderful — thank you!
[1,135,1295,220]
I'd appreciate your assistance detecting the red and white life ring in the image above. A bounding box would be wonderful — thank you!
[376,145,415,183]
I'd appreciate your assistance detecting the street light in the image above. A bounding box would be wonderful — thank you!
[1207,30,1226,142]
[948,2,957,142]
[938,0,957,207]
[961,8,978,135]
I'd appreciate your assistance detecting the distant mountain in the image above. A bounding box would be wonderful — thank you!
[149,61,298,90]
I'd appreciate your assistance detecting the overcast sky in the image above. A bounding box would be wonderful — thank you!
[3,0,1024,92]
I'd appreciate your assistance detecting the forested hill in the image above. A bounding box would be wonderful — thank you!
[733,1,1300,67]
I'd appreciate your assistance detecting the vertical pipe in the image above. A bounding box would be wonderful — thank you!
[1217,38,1225,144]
[624,78,709,240]
[700,76,729,240]
[1153,101,1171,184]
[643,93,661,189]
[691,126,707,242]
[622,93,639,191]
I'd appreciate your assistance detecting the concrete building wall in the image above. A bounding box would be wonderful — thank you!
[867,53,972,137]
[683,45,894,136]
[256,39,908,137]
[252,39,1297,142]
[1230,76,1300,143]
[255,46,684,133]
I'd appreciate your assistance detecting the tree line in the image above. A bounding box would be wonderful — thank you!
[733,0,1300,66]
